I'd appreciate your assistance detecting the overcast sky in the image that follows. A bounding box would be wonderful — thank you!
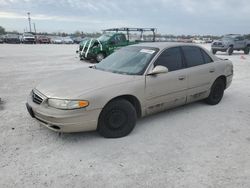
[0,0,249,35]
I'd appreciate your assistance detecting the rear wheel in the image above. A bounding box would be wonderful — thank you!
[205,78,225,105]
[227,46,233,55]
[244,47,249,54]
[98,99,137,138]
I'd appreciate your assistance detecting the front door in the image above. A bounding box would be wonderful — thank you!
[145,47,188,115]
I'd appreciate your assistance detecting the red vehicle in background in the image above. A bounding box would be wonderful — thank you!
[37,35,50,44]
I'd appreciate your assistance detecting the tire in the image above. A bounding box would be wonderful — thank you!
[205,78,225,105]
[212,49,217,54]
[80,56,85,61]
[227,46,233,55]
[244,47,249,55]
[96,53,105,63]
[98,99,137,138]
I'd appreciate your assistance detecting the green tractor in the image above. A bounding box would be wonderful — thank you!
[76,28,156,62]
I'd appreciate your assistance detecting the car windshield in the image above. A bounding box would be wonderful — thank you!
[95,46,159,75]
[97,34,113,42]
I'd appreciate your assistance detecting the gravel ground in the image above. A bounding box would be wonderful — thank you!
[0,43,250,188]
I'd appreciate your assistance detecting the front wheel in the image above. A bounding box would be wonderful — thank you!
[227,46,233,55]
[244,47,249,54]
[98,99,137,138]
[96,53,105,63]
[205,78,225,105]
[212,49,217,54]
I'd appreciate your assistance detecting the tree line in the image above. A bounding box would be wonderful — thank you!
[1,25,250,40]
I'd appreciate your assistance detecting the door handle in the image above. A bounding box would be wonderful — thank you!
[209,69,215,73]
[178,76,185,80]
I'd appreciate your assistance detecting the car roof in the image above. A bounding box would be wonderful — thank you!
[131,42,219,62]
[131,42,200,50]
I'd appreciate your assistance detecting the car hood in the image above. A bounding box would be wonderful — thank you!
[35,67,140,99]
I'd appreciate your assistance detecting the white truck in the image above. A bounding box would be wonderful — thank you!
[21,33,36,44]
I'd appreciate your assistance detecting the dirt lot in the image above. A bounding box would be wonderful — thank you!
[0,43,250,188]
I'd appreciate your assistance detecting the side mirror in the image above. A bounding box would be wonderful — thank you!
[148,65,168,75]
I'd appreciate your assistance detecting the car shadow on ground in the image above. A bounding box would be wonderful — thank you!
[51,101,209,142]
[135,101,206,129]
[216,52,249,56]
[79,59,96,64]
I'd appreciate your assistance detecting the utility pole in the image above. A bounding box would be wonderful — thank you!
[33,23,36,34]
[27,12,32,33]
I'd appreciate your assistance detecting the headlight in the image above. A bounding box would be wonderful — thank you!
[48,99,89,110]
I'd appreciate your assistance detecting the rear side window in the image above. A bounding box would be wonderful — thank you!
[182,46,204,67]
[201,49,213,64]
[154,47,183,71]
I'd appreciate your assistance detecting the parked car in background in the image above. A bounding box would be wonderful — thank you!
[192,38,206,44]
[26,43,233,138]
[72,36,84,44]
[77,27,156,62]
[78,32,136,62]
[211,34,250,55]
[51,37,63,44]
[37,35,50,44]
[0,35,4,43]
[21,33,36,44]
[4,34,21,44]
[62,37,74,44]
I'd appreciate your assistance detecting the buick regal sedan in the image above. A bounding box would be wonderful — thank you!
[26,43,233,138]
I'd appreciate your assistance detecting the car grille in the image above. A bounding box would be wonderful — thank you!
[32,90,44,105]
[79,46,88,52]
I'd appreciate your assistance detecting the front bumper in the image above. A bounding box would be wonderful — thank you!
[26,92,101,133]
[79,51,95,60]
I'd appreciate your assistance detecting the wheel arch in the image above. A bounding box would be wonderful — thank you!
[103,95,142,118]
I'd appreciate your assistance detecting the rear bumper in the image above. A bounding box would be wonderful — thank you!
[26,96,101,133]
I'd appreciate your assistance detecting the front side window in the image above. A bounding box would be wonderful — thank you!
[182,46,204,67]
[154,47,183,71]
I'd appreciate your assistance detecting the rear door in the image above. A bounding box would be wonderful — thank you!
[234,36,245,49]
[182,46,215,103]
[145,47,188,115]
